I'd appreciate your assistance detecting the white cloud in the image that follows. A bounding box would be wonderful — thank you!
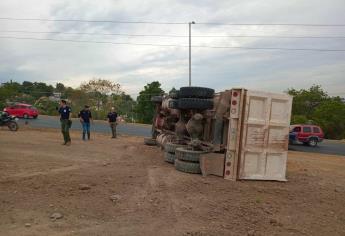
[0,0,345,98]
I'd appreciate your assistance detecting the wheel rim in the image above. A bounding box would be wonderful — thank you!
[310,140,316,146]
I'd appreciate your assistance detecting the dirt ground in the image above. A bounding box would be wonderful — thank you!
[0,128,344,236]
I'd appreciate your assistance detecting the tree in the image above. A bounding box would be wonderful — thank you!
[135,81,164,124]
[287,85,329,119]
[0,82,22,108]
[111,92,136,122]
[34,97,60,115]
[313,98,345,139]
[80,78,121,111]
[21,81,33,93]
[287,85,345,139]
[290,115,309,125]
[55,83,65,93]
[30,82,54,99]
[169,87,177,94]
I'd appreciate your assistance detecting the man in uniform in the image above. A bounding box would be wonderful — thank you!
[58,100,72,146]
[78,105,93,141]
[107,107,118,138]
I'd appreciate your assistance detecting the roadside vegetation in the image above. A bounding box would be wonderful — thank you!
[0,79,164,122]
[0,81,344,139]
[287,85,345,139]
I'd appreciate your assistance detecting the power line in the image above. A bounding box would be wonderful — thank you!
[197,22,345,27]
[1,30,345,39]
[1,36,345,52]
[0,30,187,38]
[195,35,345,39]
[1,17,345,27]
[0,17,186,25]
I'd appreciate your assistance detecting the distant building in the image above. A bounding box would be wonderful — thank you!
[49,92,61,101]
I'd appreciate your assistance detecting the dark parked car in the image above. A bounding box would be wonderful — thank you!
[289,124,324,147]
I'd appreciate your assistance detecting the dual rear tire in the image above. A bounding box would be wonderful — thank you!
[170,86,215,110]
[164,142,187,164]
[173,147,206,174]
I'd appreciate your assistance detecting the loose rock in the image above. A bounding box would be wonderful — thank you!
[25,223,31,228]
[109,194,121,203]
[79,184,91,190]
[247,229,255,236]
[270,219,278,224]
[50,212,64,221]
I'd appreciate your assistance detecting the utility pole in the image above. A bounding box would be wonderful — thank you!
[189,21,195,86]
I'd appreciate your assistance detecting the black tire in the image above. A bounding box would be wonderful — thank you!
[164,152,175,164]
[164,142,187,154]
[174,159,201,174]
[178,98,213,110]
[179,86,214,99]
[8,121,18,131]
[23,113,29,119]
[308,138,318,147]
[144,138,157,146]
[151,96,163,103]
[33,115,38,119]
[170,91,180,99]
[175,147,206,163]
[168,99,179,109]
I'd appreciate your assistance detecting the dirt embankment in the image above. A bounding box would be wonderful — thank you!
[0,128,344,236]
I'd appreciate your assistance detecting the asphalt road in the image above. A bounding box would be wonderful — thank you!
[288,140,345,156]
[17,115,151,137]
[15,116,345,156]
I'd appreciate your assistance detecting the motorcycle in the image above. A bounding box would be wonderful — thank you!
[0,112,19,131]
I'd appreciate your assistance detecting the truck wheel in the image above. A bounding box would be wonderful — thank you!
[179,86,214,99]
[164,142,187,154]
[174,159,201,174]
[23,113,29,119]
[164,152,176,164]
[168,99,179,109]
[151,96,163,103]
[170,90,180,99]
[175,147,206,162]
[144,138,157,146]
[308,138,318,147]
[178,98,213,110]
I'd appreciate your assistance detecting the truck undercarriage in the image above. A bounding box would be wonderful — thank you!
[145,86,293,181]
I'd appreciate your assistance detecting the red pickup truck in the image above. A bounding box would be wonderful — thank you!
[289,124,324,147]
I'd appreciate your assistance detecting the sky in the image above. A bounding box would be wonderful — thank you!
[0,0,344,98]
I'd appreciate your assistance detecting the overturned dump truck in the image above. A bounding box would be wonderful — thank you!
[144,87,293,181]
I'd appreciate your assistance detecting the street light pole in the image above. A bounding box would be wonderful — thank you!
[189,21,195,87]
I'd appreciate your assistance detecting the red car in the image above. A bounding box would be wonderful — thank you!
[3,103,39,119]
[289,124,324,147]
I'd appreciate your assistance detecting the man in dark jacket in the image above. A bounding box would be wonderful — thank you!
[78,105,93,140]
[58,100,72,146]
[107,107,118,138]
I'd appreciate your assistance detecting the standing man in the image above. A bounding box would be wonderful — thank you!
[58,100,72,146]
[78,105,93,141]
[107,107,118,138]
